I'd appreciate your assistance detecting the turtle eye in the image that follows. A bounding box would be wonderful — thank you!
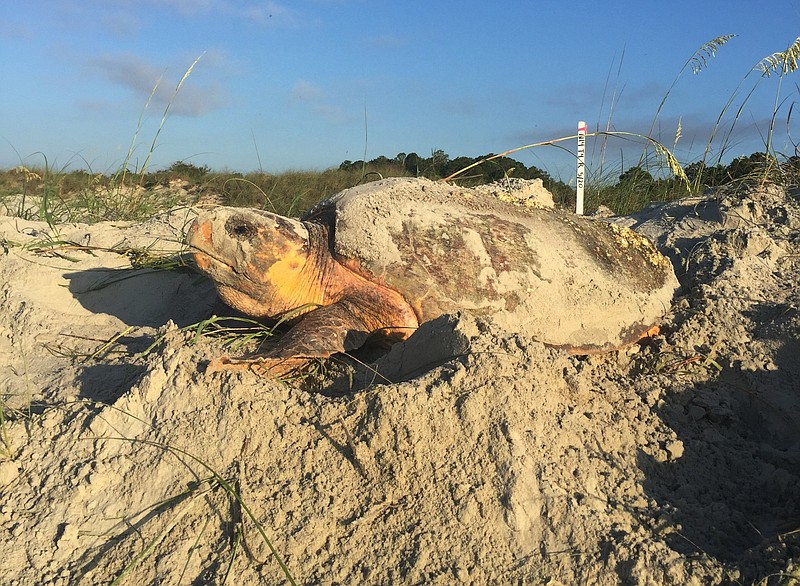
[225,217,258,241]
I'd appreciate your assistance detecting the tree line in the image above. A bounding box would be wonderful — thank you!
[338,149,794,206]
[338,150,575,201]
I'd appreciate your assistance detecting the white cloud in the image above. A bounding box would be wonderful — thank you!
[309,103,350,124]
[291,79,327,102]
[289,79,352,124]
[362,34,406,49]
[87,53,228,117]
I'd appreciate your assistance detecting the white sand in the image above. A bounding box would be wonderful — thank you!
[0,183,797,585]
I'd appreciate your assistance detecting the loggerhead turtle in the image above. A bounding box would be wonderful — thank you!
[187,177,679,375]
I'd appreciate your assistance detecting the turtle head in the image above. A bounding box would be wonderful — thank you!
[188,207,317,317]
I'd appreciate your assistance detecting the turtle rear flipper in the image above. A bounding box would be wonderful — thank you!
[206,298,393,377]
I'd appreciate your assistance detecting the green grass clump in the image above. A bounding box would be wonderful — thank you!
[0,161,194,224]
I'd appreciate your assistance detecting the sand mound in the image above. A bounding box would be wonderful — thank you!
[472,177,556,208]
[0,184,798,585]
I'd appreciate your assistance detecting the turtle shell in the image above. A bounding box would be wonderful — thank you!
[304,177,679,352]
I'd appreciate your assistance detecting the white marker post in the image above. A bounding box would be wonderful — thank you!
[576,120,587,215]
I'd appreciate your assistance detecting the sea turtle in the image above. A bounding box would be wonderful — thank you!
[187,177,679,375]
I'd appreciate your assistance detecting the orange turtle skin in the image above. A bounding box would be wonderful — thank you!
[187,178,679,376]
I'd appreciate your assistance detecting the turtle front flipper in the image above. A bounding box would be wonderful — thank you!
[205,297,405,377]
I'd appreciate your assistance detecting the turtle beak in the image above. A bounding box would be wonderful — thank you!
[187,214,247,277]
[187,217,221,269]
[188,217,212,250]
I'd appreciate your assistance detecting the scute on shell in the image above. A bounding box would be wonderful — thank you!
[304,177,679,351]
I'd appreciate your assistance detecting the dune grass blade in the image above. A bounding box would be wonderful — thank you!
[220,526,242,585]
[441,135,581,182]
[649,35,736,138]
[102,53,204,220]
[592,47,626,179]
[442,131,689,189]
[689,78,756,193]
[641,35,736,175]
[757,37,800,166]
[178,517,212,585]
[689,35,738,75]
[117,80,161,189]
[39,153,56,228]
[109,482,214,586]
[361,103,369,183]
[221,177,277,211]
[98,436,297,585]
[139,53,205,183]
[756,36,800,77]
[188,315,273,345]
[0,397,12,459]
[86,326,136,361]
[136,315,274,357]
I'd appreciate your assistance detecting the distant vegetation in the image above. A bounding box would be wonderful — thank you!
[3,35,800,224]
[0,149,796,224]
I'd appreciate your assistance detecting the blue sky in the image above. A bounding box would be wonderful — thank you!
[2,1,800,180]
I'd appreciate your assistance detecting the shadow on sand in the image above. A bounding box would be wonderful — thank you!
[640,310,800,575]
[62,266,219,402]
